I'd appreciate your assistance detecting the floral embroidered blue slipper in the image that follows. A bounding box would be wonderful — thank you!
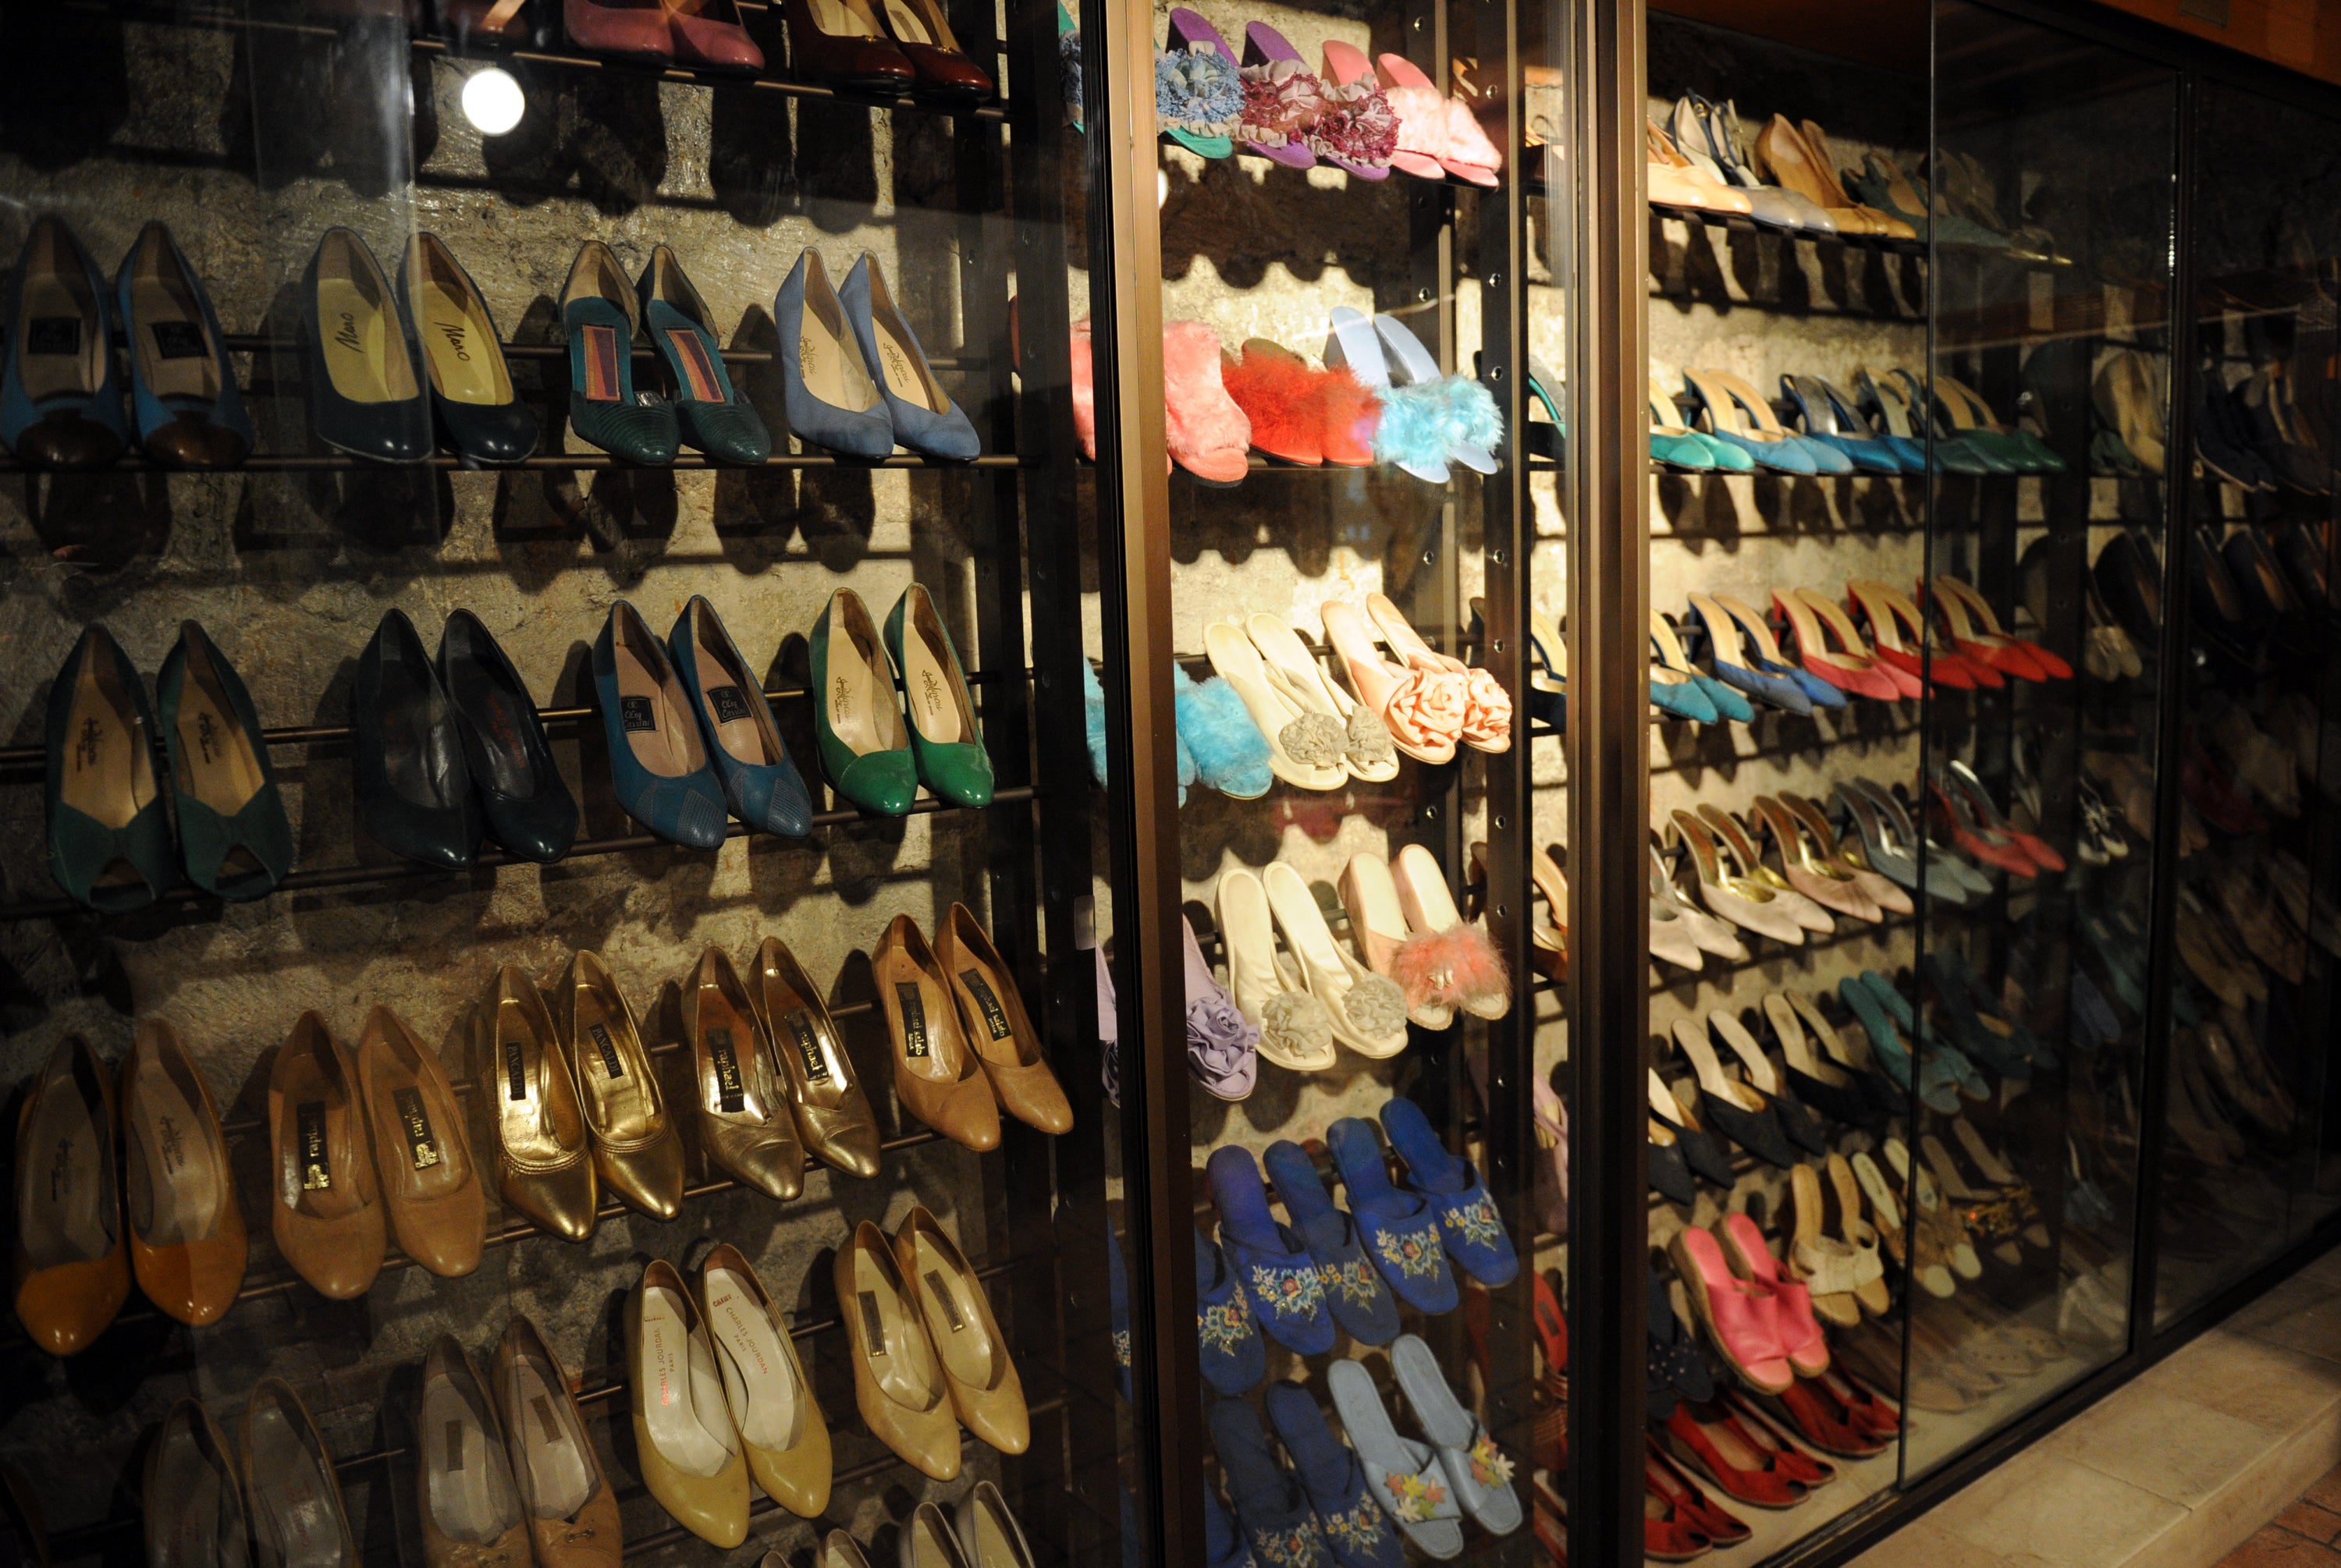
[1210,1397,1334,1568]
[1195,1229,1267,1396]
[1327,1117,1458,1315]
[1324,1360,1465,1560]
[1208,1144,1335,1355]
[1380,1097,1519,1287]
[1203,1474,1259,1568]
[1391,1333,1522,1535]
[1266,1383,1405,1568]
[1264,1139,1401,1345]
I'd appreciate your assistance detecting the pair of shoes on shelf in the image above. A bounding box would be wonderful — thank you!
[1664,94,1837,236]
[1349,844,1509,1027]
[2,217,250,468]
[1668,1211,1828,1394]
[625,1249,831,1545]
[1162,14,1403,179]
[1208,1140,1401,1353]
[563,0,764,69]
[46,622,294,910]
[1323,594,1511,762]
[833,1205,1028,1480]
[11,1027,250,1354]
[1663,1390,1837,1509]
[1750,115,1915,238]
[267,1003,486,1300]
[1217,860,1408,1064]
[356,608,578,869]
[778,249,979,461]
[1324,1336,1522,1551]
[783,0,993,101]
[1670,1009,1829,1169]
[303,229,538,466]
[1211,1389,1413,1568]
[874,905,1071,1151]
[560,240,770,466]
[1326,307,1501,481]
[1220,337,1380,466]
[854,1489,1037,1568]
[811,584,993,814]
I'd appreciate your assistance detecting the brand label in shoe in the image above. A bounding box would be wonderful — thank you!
[332,311,363,354]
[619,696,659,734]
[504,1031,528,1101]
[393,1087,443,1171]
[922,1270,967,1332]
[73,715,103,772]
[705,1025,745,1112]
[664,328,725,404]
[780,1009,832,1084]
[587,1022,625,1080]
[149,320,208,360]
[444,1420,469,1471]
[195,712,222,764]
[297,1100,332,1190]
[26,317,80,357]
[857,1290,886,1353]
[915,669,948,729]
[434,320,472,363]
[530,1395,566,1446]
[894,982,930,1058]
[957,968,1015,1041]
[705,684,753,725]
[155,1114,188,1178]
[47,1134,73,1202]
[580,323,621,403]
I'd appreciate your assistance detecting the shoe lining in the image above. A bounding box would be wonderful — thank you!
[175,640,267,818]
[638,1283,739,1478]
[421,1364,524,1541]
[614,615,706,779]
[364,1016,468,1204]
[683,608,782,767]
[701,1266,802,1450]
[797,260,879,413]
[62,640,157,833]
[19,225,100,403]
[315,237,419,404]
[900,598,968,745]
[808,0,886,41]
[19,1048,112,1268]
[126,1043,224,1246]
[504,1348,595,1520]
[570,977,655,1144]
[827,605,911,757]
[129,235,221,404]
[416,278,510,406]
[276,1026,366,1223]
[865,266,948,413]
[909,1227,997,1391]
[246,1398,347,1568]
[849,1243,946,1412]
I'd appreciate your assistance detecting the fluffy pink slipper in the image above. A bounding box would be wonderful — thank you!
[1163,319,1252,483]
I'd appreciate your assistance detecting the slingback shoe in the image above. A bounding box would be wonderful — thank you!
[156,623,294,900]
[354,608,484,870]
[438,609,578,864]
[637,246,770,465]
[399,232,535,466]
[669,597,812,837]
[884,584,994,805]
[560,242,679,465]
[594,601,730,850]
[45,627,175,913]
[2,216,129,467]
[811,587,920,814]
[301,228,432,463]
[115,222,252,467]
[840,254,981,459]
[774,250,897,459]
[12,1036,130,1354]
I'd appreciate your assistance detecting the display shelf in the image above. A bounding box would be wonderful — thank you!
[1645,198,1929,257]
[206,335,982,374]
[0,451,1036,475]
[0,786,1036,923]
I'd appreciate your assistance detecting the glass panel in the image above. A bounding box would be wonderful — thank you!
[2154,80,2341,1325]
[0,4,1133,1566]
[1643,0,1932,1552]
[1913,1,2177,1471]
[1153,0,1549,1561]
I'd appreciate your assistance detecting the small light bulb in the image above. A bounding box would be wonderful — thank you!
[462,68,525,136]
[1157,168,1169,208]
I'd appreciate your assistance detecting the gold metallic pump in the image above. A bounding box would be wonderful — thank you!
[872,914,1000,1153]
[470,964,599,1242]
[493,1315,621,1568]
[682,945,804,1201]
[545,949,686,1220]
[936,904,1071,1136]
[267,1012,385,1303]
[694,1243,832,1518]
[122,1020,247,1328]
[626,1259,749,1548]
[833,1219,961,1480]
[891,1204,1028,1456]
[746,935,883,1179]
[12,1034,130,1356]
[357,1003,485,1279]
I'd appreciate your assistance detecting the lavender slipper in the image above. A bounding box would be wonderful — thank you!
[1186,915,1259,1099]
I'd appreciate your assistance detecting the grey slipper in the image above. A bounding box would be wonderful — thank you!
[1390,1334,1522,1537]
[1325,1360,1466,1559]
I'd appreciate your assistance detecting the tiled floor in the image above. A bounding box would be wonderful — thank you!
[1852,1247,2341,1568]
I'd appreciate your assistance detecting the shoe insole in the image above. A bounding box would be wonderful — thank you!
[276,1038,365,1223]
[17,233,99,403]
[365,1037,465,1203]
[897,609,968,746]
[797,271,879,413]
[315,268,418,405]
[876,942,964,1085]
[827,616,910,758]
[904,1511,960,1568]
[948,932,1032,1067]
[488,995,571,1165]
[680,615,780,768]
[570,983,653,1143]
[246,1402,348,1568]
[381,649,467,813]
[970,1504,1017,1568]
[61,644,158,836]
[700,1265,802,1449]
[421,1374,523,1541]
[866,289,947,413]
[18,1051,112,1268]
[638,1283,737,1478]
[765,984,850,1109]
[908,1229,997,1390]
[128,252,220,404]
[1263,866,1348,988]
[1341,853,1410,949]
[613,623,705,779]
[174,648,267,818]
[148,1432,230,1568]
[693,978,774,1124]
[505,1351,594,1520]
[849,1243,947,1413]
[806,0,886,38]
[1693,1414,1769,1473]
[125,1049,223,1246]
[417,280,510,406]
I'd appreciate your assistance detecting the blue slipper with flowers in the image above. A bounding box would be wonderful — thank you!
[1327,1116,1458,1314]
[1266,1383,1405,1568]
[1380,1097,1519,1287]
[1195,1228,1267,1396]
[1210,1397,1332,1568]
[1264,1139,1401,1345]
[1207,1144,1334,1356]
